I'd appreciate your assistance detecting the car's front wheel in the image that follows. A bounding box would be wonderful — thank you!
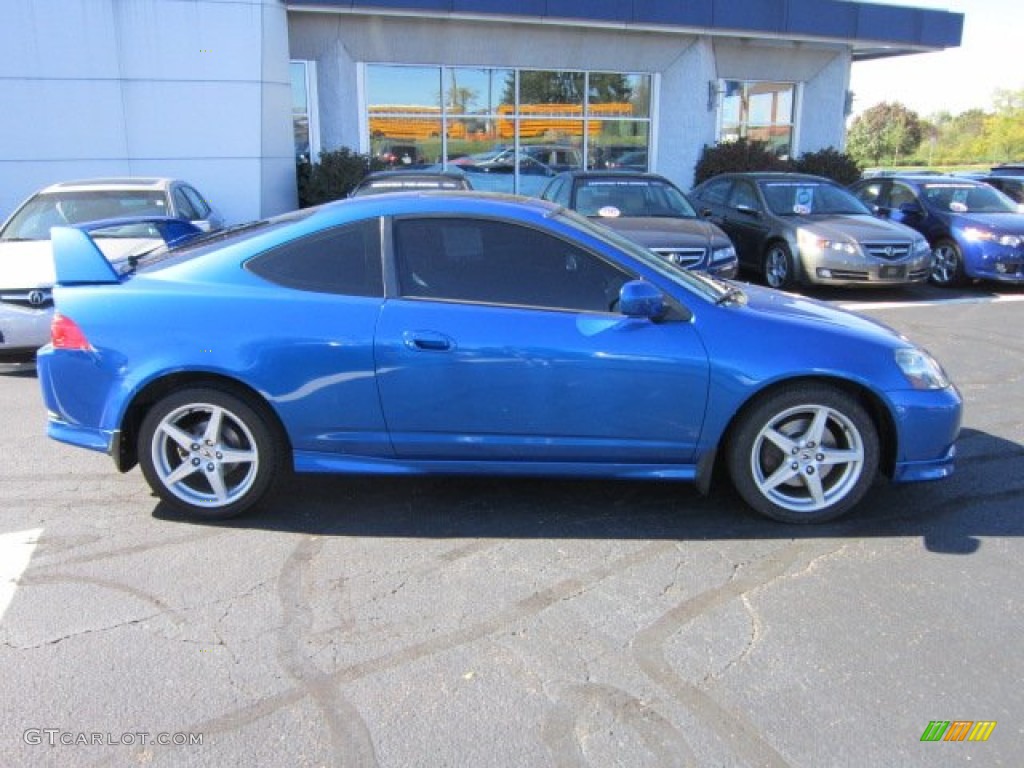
[930,238,966,287]
[763,242,796,289]
[726,385,880,523]
[138,387,282,519]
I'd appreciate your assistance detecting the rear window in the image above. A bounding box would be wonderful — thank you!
[2,190,169,241]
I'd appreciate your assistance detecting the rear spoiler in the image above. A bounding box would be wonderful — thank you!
[50,216,202,286]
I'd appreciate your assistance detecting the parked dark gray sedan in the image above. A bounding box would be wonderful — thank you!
[690,172,932,289]
[540,171,738,279]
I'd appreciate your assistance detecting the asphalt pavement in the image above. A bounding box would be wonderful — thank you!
[1,283,1021,767]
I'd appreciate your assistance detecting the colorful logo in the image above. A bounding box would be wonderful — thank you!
[920,721,996,742]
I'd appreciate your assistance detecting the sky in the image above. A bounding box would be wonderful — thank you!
[848,0,1023,118]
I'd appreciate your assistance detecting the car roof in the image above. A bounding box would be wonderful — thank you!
[707,172,832,183]
[314,190,557,221]
[38,178,177,194]
[559,170,674,183]
[362,169,468,181]
[876,175,988,185]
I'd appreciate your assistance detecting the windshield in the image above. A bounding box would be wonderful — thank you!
[574,179,697,218]
[1,190,169,241]
[759,182,871,216]
[920,183,1017,214]
[553,208,731,304]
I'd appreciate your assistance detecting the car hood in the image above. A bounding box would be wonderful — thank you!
[0,238,156,287]
[737,282,901,341]
[788,214,914,241]
[595,216,724,247]
[949,212,1024,235]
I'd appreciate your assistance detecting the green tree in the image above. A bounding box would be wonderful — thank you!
[501,72,631,105]
[846,101,923,166]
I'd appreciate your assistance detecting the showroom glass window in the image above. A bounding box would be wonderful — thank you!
[718,80,796,158]
[291,61,320,162]
[365,65,653,195]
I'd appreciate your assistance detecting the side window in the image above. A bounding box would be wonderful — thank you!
[182,186,211,219]
[541,176,565,203]
[173,188,199,221]
[854,182,884,207]
[393,217,632,313]
[698,178,732,206]
[728,181,759,210]
[889,183,917,209]
[245,218,383,297]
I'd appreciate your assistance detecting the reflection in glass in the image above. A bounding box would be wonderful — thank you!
[589,120,650,171]
[720,81,795,157]
[587,73,650,118]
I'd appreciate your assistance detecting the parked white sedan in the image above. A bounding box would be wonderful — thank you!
[0,177,222,361]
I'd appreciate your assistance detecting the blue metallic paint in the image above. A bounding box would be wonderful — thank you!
[39,193,961,502]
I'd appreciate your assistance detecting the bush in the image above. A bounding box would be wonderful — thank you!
[296,148,383,208]
[793,147,862,186]
[693,139,791,186]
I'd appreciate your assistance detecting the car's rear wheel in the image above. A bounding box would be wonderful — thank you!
[726,385,879,523]
[930,239,966,287]
[138,387,281,519]
[763,242,796,289]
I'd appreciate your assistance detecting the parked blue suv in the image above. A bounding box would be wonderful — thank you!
[850,175,1024,287]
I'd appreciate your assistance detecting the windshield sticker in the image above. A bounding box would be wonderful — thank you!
[793,187,814,214]
[597,205,621,218]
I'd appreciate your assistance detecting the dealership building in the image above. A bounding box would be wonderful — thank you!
[1,0,962,224]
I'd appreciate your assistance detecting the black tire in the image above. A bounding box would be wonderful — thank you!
[138,387,282,519]
[929,238,966,287]
[763,241,797,289]
[726,384,880,524]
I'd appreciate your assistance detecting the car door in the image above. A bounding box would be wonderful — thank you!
[374,215,710,463]
[719,180,771,268]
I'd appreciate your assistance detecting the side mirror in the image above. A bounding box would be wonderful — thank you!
[619,280,665,319]
[898,201,923,217]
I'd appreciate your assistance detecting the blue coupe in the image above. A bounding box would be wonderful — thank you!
[38,193,961,524]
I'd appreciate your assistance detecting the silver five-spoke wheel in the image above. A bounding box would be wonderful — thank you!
[727,385,879,523]
[139,387,280,518]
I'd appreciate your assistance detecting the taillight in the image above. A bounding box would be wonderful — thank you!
[51,313,92,351]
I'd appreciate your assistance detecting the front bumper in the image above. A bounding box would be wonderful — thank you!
[963,241,1024,282]
[887,384,963,484]
[0,303,52,360]
[799,250,931,286]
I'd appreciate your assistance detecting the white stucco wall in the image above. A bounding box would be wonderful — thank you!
[0,0,296,224]
[288,13,853,190]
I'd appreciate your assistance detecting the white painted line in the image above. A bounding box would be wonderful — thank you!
[839,294,1024,311]
[0,528,43,623]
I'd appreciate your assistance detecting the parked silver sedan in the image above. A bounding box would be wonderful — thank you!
[0,177,222,361]
[690,172,932,289]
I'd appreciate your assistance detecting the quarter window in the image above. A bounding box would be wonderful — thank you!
[393,217,631,312]
[246,218,383,297]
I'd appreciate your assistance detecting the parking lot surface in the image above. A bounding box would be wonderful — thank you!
[1,283,1022,767]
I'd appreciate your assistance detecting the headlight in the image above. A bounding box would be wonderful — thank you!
[963,227,1021,247]
[797,230,859,256]
[711,245,736,263]
[895,348,950,390]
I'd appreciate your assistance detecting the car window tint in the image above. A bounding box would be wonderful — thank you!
[698,178,732,205]
[173,188,200,220]
[182,186,211,218]
[245,218,383,297]
[393,217,631,312]
[853,182,884,207]
[889,184,917,209]
[728,181,759,210]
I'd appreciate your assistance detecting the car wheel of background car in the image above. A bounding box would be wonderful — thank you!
[726,384,880,524]
[930,238,967,287]
[763,242,796,289]
[138,387,282,519]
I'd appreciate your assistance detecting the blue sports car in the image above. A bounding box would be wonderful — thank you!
[850,175,1024,287]
[38,193,961,524]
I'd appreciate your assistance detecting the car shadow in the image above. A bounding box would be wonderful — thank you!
[152,428,1022,556]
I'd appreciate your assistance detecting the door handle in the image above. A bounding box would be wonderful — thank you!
[403,331,453,352]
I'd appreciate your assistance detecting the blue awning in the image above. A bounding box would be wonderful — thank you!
[287,0,963,58]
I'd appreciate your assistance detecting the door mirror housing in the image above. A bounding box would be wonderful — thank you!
[619,280,666,319]
[898,201,924,217]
